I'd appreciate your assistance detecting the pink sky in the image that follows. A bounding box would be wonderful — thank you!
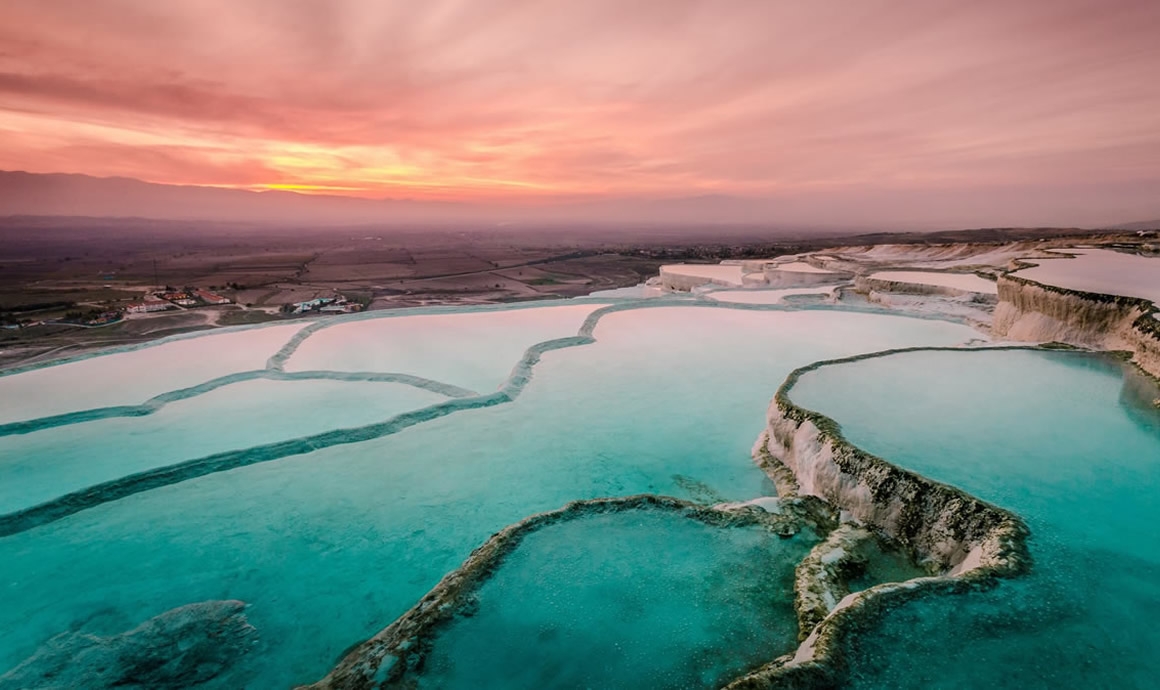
[1,0,1158,224]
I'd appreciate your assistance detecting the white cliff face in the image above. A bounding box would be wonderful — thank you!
[771,419,880,527]
[859,291,996,331]
[822,242,1063,271]
[761,395,1026,577]
[855,273,997,300]
[725,372,1031,688]
[658,264,746,290]
[764,264,846,288]
[993,276,1160,378]
[660,259,851,291]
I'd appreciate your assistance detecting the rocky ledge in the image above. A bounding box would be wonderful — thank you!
[723,350,1032,689]
[853,274,997,301]
[300,494,833,690]
[993,274,1160,379]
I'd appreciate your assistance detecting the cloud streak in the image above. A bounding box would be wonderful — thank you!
[0,0,1158,225]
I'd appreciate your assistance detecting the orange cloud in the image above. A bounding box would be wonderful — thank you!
[0,0,1158,222]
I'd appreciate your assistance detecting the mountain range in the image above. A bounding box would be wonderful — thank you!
[2,170,1158,231]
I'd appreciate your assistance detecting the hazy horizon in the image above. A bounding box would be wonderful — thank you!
[2,1,1159,228]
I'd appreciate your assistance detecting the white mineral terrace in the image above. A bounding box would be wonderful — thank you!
[773,261,838,274]
[1014,249,1160,304]
[867,271,998,295]
[660,264,746,286]
[284,303,608,392]
[832,242,1059,269]
[706,287,837,305]
[0,323,310,425]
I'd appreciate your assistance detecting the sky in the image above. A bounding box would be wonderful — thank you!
[1,0,1159,226]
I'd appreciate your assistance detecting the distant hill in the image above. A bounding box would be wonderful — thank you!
[0,171,828,228]
[1108,219,1160,231]
[4,170,1158,230]
[0,171,482,225]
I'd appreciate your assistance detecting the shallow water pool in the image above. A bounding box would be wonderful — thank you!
[413,511,812,690]
[790,349,1160,688]
[0,302,977,688]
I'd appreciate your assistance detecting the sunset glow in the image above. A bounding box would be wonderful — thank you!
[1,0,1159,222]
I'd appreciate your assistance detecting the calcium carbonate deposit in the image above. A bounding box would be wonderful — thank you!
[1,246,1158,689]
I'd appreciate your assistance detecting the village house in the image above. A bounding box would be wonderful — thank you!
[194,289,231,305]
[125,301,171,314]
[290,297,335,314]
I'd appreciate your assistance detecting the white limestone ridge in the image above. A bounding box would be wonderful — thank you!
[659,257,849,291]
[993,275,1160,378]
[724,358,1030,689]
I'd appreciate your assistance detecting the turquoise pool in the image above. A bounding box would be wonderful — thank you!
[790,349,1160,688]
[0,299,975,688]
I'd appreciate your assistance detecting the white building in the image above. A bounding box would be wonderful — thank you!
[125,301,171,314]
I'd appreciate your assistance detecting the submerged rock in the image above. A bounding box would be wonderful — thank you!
[0,600,258,690]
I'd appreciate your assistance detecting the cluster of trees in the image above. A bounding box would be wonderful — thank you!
[278,292,371,315]
[62,308,118,324]
[7,300,75,313]
[346,292,372,308]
